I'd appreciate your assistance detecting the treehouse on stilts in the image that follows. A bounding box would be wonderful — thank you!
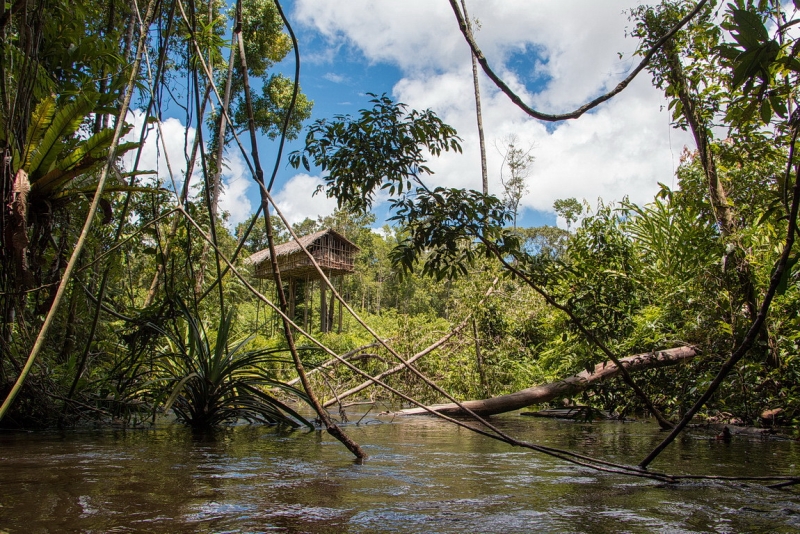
[247,228,360,333]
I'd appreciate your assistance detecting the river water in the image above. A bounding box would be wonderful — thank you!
[1,412,799,533]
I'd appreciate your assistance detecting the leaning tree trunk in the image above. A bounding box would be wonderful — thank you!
[399,346,697,417]
[662,37,767,359]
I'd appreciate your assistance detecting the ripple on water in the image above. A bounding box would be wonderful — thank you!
[1,416,799,533]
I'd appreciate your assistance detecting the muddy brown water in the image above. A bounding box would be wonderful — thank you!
[0,413,799,533]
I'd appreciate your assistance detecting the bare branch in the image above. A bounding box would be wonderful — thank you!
[447,0,708,121]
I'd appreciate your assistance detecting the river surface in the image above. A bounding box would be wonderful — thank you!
[1,412,799,533]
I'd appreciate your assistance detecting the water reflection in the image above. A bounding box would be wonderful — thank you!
[0,415,798,532]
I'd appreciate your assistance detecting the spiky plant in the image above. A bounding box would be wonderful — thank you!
[151,301,313,429]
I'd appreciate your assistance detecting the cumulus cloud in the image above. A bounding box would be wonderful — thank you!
[218,151,253,229]
[293,0,696,227]
[273,174,338,225]
[293,0,459,72]
[121,110,199,198]
[121,111,256,230]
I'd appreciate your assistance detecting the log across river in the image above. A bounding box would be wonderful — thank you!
[399,346,698,417]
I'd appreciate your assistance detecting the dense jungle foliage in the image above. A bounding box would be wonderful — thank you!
[1,0,800,445]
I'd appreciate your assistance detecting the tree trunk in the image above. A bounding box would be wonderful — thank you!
[308,279,314,332]
[399,346,697,417]
[472,318,488,396]
[320,280,327,333]
[459,0,488,194]
[337,288,343,334]
[142,81,212,308]
[194,33,237,295]
[58,283,80,364]
[663,39,761,341]
[303,277,310,332]
[327,281,335,332]
[288,278,296,320]
[663,47,735,237]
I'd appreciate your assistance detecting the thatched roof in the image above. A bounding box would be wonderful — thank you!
[246,228,359,265]
[246,228,360,280]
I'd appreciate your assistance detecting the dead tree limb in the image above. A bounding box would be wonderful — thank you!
[286,342,382,387]
[399,346,697,417]
[321,278,500,408]
[321,322,469,408]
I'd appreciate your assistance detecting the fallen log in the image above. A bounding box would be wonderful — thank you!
[399,346,698,417]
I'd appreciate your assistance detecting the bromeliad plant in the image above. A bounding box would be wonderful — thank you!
[2,94,145,289]
[151,301,313,429]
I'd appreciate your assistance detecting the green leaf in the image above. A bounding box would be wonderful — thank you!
[755,202,781,227]
[776,56,800,74]
[776,253,800,296]
[769,95,787,119]
[23,96,57,169]
[760,99,772,124]
[27,97,94,179]
[731,9,768,48]
[717,44,743,61]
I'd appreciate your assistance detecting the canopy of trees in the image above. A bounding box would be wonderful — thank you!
[1,0,800,481]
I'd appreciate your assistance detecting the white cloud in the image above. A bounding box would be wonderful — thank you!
[121,110,199,198]
[323,72,348,83]
[273,173,338,225]
[391,71,691,217]
[294,0,697,227]
[218,151,253,229]
[294,0,458,72]
[121,111,257,231]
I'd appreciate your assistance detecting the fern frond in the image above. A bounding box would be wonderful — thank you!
[35,136,139,195]
[48,185,161,202]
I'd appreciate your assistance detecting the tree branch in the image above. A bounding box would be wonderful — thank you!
[447,0,708,121]
[639,127,800,469]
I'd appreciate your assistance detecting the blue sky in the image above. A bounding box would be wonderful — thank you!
[126,0,695,232]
